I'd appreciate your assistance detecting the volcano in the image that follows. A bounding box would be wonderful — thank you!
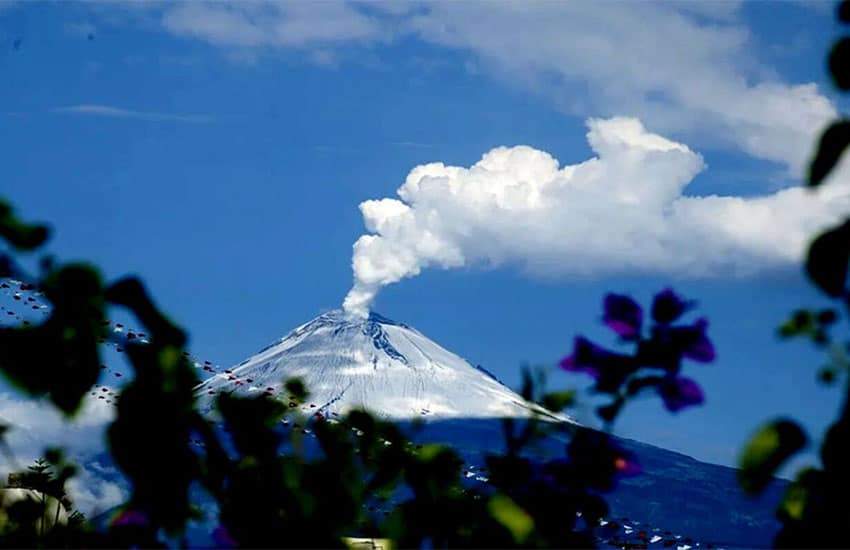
[193,309,786,547]
[195,310,564,421]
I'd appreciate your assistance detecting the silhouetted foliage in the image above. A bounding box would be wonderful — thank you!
[0,454,87,548]
[809,121,850,188]
[738,2,850,547]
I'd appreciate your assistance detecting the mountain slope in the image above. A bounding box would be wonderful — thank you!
[196,310,564,421]
[193,310,783,547]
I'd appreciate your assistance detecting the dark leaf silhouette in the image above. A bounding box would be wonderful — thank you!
[0,200,49,251]
[809,120,850,187]
[841,0,850,23]
[830,38,850,90]
[805,220,850,296]
[0,264,105,414]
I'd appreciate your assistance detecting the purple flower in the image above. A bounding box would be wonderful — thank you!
[603,293,643,338]
[658,376,704,412]
[651,288,693,325]
[560,337,602,379]
[213,525,239,548]
[560,336,635,388]
[111,508,149,528]
[646,318,715,369]
[670,318,715,362]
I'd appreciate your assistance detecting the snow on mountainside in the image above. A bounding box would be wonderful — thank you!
[195,310,567,421]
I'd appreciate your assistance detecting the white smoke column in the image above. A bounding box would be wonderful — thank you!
[343,117,850,317]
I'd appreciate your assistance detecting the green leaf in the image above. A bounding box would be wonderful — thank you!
[488,494,534,543]
[414,443,447,463]
[284,377,308,402]
[739,419,807,494]
[810,121,850,187]
[542,389,575,412]
[806,220,850,297]
[779,468,820,522]
[830,38,850,90]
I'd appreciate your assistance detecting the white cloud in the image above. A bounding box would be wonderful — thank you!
[52,104,214,123]
[672,1,744,20]
[0,393,114,451]
[402,2,835,174]
[66,467,127,517]
[343,117,850,316]
[70,2,848,312]
[160,1,385,49]
[0,392,124,514]
[92,1,838,174]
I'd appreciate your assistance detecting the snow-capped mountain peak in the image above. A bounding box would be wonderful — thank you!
[196,310,565,421]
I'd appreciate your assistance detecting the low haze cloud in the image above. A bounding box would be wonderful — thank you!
[0,393,125,515]
[343,117,850,317]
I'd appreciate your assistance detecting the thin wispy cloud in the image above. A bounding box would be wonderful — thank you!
[64,21,96,38]
[311,141,441,154]
[52,104,215,123]
[160,2,385,49]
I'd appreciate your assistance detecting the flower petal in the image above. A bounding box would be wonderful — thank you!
[658,376,704,412]
[651,288,693,325]
[649,318,715,365]
[603,293,643,338]
[213,526,239,548]
[561,337,636,393]
[111,508,149,528]
[677,318,715,362]
[560,338,601,380]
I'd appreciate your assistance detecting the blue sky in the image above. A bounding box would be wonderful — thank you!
[1,0,849,478]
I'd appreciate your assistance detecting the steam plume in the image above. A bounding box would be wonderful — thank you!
[343,117,850,317]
